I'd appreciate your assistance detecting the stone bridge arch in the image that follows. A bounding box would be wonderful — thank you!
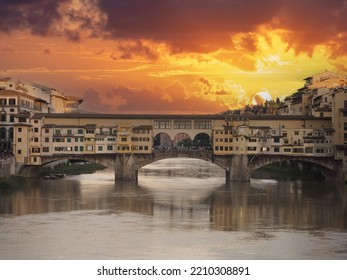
[136,150,215,170]
[40,154,116,168]
[248,154,342,180]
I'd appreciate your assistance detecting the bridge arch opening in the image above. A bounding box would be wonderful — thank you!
[139,157,225,180]
[37,158,107,178]
[154,132,172,149]
[251,160,331,181]
[174,132,191,148]
[193,133,211,149]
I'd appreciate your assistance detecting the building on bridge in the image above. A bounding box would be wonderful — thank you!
[213,115,334,157]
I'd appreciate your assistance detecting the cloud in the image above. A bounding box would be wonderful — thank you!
[81,81,228,114]
[98,0,281,53]
[81,88,113,112]
[117,40,159,60]
[1,0,347,58]
[193,77,250,109]
[43,48,51,55]
[0,0,66,36]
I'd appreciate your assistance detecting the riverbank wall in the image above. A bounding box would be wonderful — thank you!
[0,157,15,178]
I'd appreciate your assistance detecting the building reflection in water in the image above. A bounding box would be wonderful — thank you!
[208,180,347,231]
[1,169,346,232]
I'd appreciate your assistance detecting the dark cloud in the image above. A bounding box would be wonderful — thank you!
[117,40,159,60]
[81,88,113,113]
[1,0,346,56]
[275,0,347,55]
[98,0,281,52]
[43,48,51,55]
[0,0,67,36]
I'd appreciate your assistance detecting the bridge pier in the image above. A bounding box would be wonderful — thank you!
[115,154,138,181]
[225,154,250,182]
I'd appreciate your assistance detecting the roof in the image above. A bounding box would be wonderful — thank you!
[65,95,83,103]
[34,98,49,104]
[32,113,331,121]
[133,125,153,130]
[0,90,36,100]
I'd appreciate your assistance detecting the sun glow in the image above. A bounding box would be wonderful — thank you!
[252,91,272,105]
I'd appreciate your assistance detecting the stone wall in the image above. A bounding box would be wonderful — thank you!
[0,157,15,178]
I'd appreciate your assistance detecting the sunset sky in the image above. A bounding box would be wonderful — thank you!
[1,0,347,114]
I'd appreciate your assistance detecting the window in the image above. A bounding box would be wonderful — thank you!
[44,128,49,133]
[34,128,39,133]
[67,129,72,135]
[274,147,280,152]
[107,145,113,151]
[18,138,22,142]
[55,129,61,135]
[31,147,40,153]
[18,117,26,122]
[174,121,191,129]
[98,146,103,151]
[86,129,94,134]
[79,146,84,152]
[78,129,83,134]
[154,120,171,129]
[74,146,78,152]
[1,114,6,122]
[294,131,299,135]
[67,138,71,143]
[9,98,15,105]
[18,128,22,132]
[43,147,49,153]
[45,137,49,142]
[0,98,7,105]
[194,121,211,129]
[34,137,39,142]
[17,149,21,154]
[9,116,15,122]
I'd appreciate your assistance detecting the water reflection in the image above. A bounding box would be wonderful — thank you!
[1,158,346,233]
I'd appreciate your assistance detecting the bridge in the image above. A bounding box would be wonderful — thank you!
[37,149,344,182]
[12,113,347,182]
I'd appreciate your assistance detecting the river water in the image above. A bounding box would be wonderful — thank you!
[0,158,346,260]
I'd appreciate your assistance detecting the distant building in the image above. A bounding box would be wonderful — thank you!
[0,77,83,152]
[276,70,347,117]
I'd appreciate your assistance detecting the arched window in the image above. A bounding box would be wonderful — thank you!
[0,112,6,122]
[0,127,6,141]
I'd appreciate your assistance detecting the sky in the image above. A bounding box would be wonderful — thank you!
[1,0,347,114]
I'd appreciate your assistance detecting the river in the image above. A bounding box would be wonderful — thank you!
[0,158,346,259]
